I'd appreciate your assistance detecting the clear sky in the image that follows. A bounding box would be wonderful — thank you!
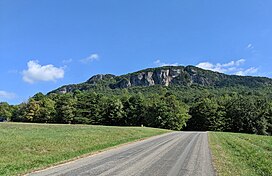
[1,0,272,104]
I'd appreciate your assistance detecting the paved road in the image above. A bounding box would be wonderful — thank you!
[28,132,215,176]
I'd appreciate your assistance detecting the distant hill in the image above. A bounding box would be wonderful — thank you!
[50,65,272,94]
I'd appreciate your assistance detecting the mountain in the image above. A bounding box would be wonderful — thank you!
[6,65,272,136]
[50,65,272,94]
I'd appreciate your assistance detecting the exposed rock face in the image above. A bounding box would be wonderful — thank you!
[49,65,272,94]
[57,85,76,94]
[114,78,131,88]
[87,74,116,84]
[111,66,211,88]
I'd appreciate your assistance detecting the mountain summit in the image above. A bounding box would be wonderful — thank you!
[51,65,272,94]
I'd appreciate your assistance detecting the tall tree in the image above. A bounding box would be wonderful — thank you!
[55,94,76,123]
[122,93,146,126]
[25,98,40,122]
[101,97,124,126]
[0,102,13,121]
[146,94,189,130]
[75,92,103,124]
[187,98,225,131]
[37,97,56,123]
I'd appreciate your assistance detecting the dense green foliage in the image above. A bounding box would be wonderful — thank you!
[1,90,189,130]
[1,85,272,135]
[186,95,272,135]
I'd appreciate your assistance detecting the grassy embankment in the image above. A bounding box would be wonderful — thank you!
[209,132,272,176]
[0,122,169,175]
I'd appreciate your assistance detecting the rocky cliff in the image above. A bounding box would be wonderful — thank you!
[50,65,272,94]
[110,66,223,88]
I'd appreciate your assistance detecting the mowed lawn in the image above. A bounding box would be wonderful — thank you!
[209,132,272,176]
[0,123,169,175]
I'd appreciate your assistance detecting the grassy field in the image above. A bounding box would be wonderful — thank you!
[209,132,272,176]
[0,122,169,175]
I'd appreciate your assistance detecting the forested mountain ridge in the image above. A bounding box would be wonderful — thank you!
[51,65,272,94]
[1,65,272,135]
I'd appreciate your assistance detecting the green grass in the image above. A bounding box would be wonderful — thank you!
[209,132,272,176]
[0,122,170,175]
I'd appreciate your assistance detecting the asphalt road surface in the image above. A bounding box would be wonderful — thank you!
[28,132,215,176]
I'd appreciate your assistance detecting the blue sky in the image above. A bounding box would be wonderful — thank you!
[1,0,272,104]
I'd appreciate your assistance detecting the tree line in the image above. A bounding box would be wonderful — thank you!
[0,91,189,130]
[186,95,272,135]
[0,89,271,135]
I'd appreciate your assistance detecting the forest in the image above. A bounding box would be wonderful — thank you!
[1,85,272,135]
